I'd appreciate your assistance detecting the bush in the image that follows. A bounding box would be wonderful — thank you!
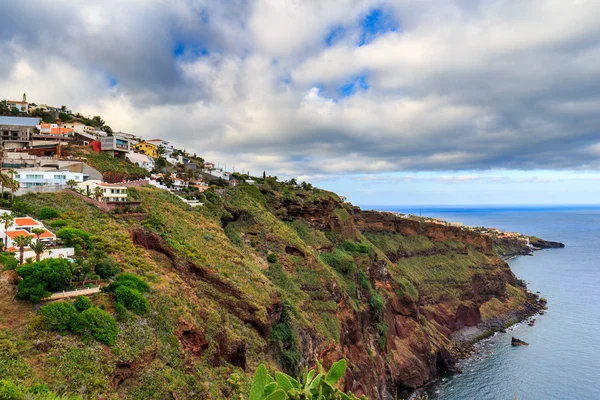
[38,301,77,332]
[71,308,117,345]
[266,253,278,263]
[370,292,385,315]
[105,273,149,293]
[0,379,23,400]
[114,286,149,315]
[74,295,92,312]
[0,253,18,271]
[38,207,60,220]
[94,258,121,279]
[50,219,68,229]
[10,201,31,217]
[16,259,73,303]
[321,249,356,275]
[56,228,92,249]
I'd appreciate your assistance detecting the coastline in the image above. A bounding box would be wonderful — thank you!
[413,245,558,399]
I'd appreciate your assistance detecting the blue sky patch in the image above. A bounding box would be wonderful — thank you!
[173,43,209,59]
[359,8,398,46]
[325,25,345,46]
[339,75,369,97]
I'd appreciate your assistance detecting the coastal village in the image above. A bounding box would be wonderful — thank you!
[0,93,276,297]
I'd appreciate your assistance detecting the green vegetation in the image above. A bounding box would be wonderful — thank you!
[74,295,92,312]
[0,252,18,270]
[16,259,73,303]
[71,308,117,345]
[38,207,60,220]
[56,228,92,251]
[247,359,365,400]
[321,249,356,275]
[39,302,78,332]
[67,146,148,180]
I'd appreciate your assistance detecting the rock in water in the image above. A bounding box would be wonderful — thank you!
[511,337,529,346]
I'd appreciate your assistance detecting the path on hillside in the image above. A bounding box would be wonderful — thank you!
[44,286,104,300]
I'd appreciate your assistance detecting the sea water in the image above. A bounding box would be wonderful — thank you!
[364,205,600,400]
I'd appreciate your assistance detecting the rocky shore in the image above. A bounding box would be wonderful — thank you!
[494,235,565,259]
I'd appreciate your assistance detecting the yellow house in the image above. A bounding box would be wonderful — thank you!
[135,141,159,158]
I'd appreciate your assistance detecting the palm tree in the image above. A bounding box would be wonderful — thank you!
[0,172,11,198]
[13,235,32,265]
[93,186,104,201]
[8,178,19,202]
[66,179,77,190]
[30,240,47,262]
[0,213,14,251]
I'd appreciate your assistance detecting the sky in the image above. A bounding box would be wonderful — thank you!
[1,0,600,205]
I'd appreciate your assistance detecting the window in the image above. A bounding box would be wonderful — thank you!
[54,175,66,180]
[25,175,44,179]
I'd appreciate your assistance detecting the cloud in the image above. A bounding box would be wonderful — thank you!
[1,0,600,179]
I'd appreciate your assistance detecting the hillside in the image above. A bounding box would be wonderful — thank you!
[0,184,550,399]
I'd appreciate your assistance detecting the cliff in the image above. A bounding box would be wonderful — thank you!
[0,185,559,399]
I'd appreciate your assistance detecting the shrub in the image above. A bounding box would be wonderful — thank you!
[38,301,77,332]
[50,219,68,229]
[56,228,92,249]
[38,207,60,220]
[0,380,23,400]
[321,249,356,275]
[370,292,385,315]
[71,308,117,345]
[340,240,371,254]
[114,286,149,315]
[11,200,31,217]
[16,259,73,303]
[105,273,149,293]
[266,253,278,263]
[94,258,121,279]
[0,253,18,271]
[74,295,92,312]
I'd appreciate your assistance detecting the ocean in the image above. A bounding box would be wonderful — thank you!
[364,205,600,400]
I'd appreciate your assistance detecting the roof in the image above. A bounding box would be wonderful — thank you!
[38,229,56,239]
[8,100,27,104]
[0,116,40,127]
[14,217,40,227]
[126,152,152,162]
[6,230,32,239]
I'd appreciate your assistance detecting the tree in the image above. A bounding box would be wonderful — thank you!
[30,240,47,262]
[91,116,105,127]
[93,186,104,201]
[16,258,73,303]
[0,100,10,115]
[32,228,45,240]
[13,235,32,265]
[156,145,167,158]
[0,172,10,197]
[7,169,17,201]
[66,179,77,189]
[100,125,112,134]
[0,213,14,251]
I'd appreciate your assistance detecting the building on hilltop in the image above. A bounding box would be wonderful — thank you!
[0,116,39,149]
[125,152,155,171]
[13,168,88,188]
[76,180,128,202]
[135,141,159,158]
[36,123,74,136]
[0,210,56,251]
[100,135,131,158]
[7,94,29,113]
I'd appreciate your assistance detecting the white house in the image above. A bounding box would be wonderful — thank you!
[125,152,154,171]
[14,168,87,188]
[0,212,56,251]
[76,180,128,202]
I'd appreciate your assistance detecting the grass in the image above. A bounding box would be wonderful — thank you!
[0,180,533,399]
[66,145,149,179]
